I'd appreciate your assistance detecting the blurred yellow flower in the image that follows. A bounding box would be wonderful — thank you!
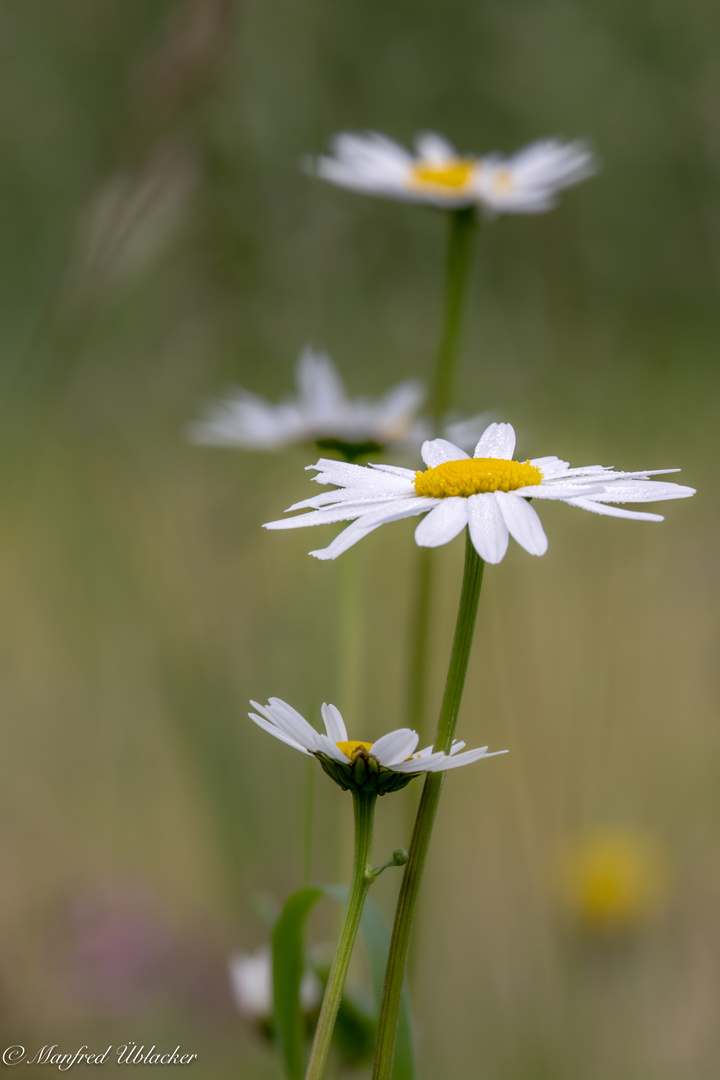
[559,828,668,935]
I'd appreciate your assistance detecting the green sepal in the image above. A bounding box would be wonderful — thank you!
[314,437,384,462]
[316,750,418,796]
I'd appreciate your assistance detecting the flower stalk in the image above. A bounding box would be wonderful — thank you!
[406,207,477,741]
[304,789,377,1080]
[430,206,478,430]
[373,532,486,1080]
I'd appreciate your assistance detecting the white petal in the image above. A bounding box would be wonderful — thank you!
[263,698,325,751]
[414,131,457,162]
[566,498,664,522]
[473,422,516,460]
[296,348,347,417]
[368,463,418,480]
[310,497,435,560]
[467,494,509,563]
[314,733,351,762]
[428,747,508,771]
[371,728,420,766]
[321,703,348,742]
[495,492,548,556]
[248,712,311,755]
[589,479,696,503]
[421,438,468,467]
[520,482,608,500]
[414,498,468,547]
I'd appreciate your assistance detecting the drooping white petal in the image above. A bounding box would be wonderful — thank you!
[248,711,312,755]
[473,422,516,460]
[467,493,509,563]
[310,497,437,560]
[566,498,664,522]
[495,492,548,556]
[371,728,420,766]
[421,438,468,467]
[321,703,348,742]
[263,698,326,751]
[426,747,508,771]
[414,498,468,547]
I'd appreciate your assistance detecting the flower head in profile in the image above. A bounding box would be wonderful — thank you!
[264,422,695,564]
[307,132,596,213]
[249,698,505,795]
[188,346,425,462]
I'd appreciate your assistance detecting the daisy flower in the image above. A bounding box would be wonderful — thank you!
[249,698,506,795]
[188,346,425,461]
[264,422,695,564]
[307,131,596,213]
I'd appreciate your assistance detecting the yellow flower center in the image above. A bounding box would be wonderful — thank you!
[410,159,477,191]
[414,457,543,498]
[336,740,374,760]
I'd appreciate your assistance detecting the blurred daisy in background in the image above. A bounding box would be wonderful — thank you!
[265,422,695,563]
[307,131,596,213]
[557,829,669,936]
[249,697,506,794]
[188,347,426,462]
[188,345,493,460]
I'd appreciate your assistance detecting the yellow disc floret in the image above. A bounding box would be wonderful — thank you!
[336,740,374,760]
[414,457,543,499]
[411,159,477,191]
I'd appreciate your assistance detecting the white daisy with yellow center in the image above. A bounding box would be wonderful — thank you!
[264,422,695,564]
[249,698,505,795]
[187,347,425,459]
[308,132,596,213]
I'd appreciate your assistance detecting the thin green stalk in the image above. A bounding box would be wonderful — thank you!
[373,533,485,1080]
[430,206,478,430]
[405,207,478,743]
[305,790,377,1080]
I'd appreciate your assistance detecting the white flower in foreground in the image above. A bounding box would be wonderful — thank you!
[308,131,596,213]
[188,346,425,461]
[264,422,695,564]
[249,698,506,794]
[229,947,320,1022]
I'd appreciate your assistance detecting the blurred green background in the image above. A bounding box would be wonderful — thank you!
[1,0,718,1076]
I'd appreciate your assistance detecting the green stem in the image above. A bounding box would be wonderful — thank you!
[430,206,478,431]
[304,791,377,1080]
[405,208,478,745]
[373,533,485,1080]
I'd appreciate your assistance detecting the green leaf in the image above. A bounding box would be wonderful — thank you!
[272,886,325,1080]
[272,884,415,1080]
